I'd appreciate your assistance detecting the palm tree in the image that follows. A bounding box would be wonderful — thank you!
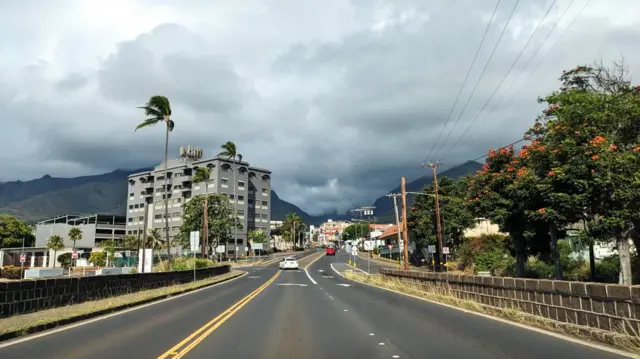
[284,213,305,250]
[219,141,242,260]
[192,167,212,257]
[46,235,64,268]
[146,229,167,271]
[68,226,83,268]
[137,95,174,263]
[68,227,83,250]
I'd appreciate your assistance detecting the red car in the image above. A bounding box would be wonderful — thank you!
[326,247,336,256]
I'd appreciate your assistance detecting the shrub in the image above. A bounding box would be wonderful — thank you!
[89,252,107,267]
[525,256,554,279]
[58,253,72,268]
[0,265,24,279]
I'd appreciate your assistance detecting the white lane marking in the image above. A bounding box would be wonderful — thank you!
[304,268,318,285]
[337,284,351,287]
[0,271,249,349]
[330,263,343,277]
[322,275,334,278]
[276,283,308,287]
[392,355,400,358]
[343,309,348,312]
[248,276,260,279]
[317,269,325,273]
[369,333,375,336]
[378,342,385,346]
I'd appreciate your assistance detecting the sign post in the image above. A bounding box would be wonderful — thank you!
[427,245,436,272]
[442,247,450,273]
[190,231,200,282]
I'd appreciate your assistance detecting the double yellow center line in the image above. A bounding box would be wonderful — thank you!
[157,270,281,359]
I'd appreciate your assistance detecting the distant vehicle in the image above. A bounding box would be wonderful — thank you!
[279,256,299,270]
[326,247,336,256]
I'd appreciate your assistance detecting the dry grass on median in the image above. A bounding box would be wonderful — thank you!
[344,271,640,354]
[0,270,244,338]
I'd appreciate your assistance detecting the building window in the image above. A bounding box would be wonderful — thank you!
[157,176,164,180]
[261,214,268,219]
[238,195,244,201]
[248,199,254,204]
[261,200,268,206]
[129,192,134,198]
[221,178,229,185]
[237,239,244,244]
[128,218,133,223]
[172,212,181,218]
[129,205,133,210]
[238,209,245,215]
[208,179,215,185]
[238,180,245,188]
[261,188,268,195]
[228,194,235,200]
[155,214,162,220]
[138,216,144,221]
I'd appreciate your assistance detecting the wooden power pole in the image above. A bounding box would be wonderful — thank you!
[426,162,444,271]
[400,177,409,271]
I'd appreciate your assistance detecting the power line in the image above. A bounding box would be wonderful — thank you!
[423,0,502,164]
[429,0,521,162]
[439,0,559,160]
[467,0,578,145]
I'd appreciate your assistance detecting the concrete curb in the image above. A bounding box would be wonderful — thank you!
[0,271,246,343]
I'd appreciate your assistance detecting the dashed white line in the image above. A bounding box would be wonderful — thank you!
[392,355,400,358]
[378,342,385,346]
[337,284,351,287]
[276,283,308,287]
[343,309,348,312]
[369,333,375,336]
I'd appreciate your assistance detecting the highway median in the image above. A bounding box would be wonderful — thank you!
[0,270,245,343]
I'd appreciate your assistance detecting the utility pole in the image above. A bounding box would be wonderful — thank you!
[386,194,403,268]
[423,161,444,271]
[400,177,410,271]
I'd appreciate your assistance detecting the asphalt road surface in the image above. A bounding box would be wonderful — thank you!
[0,249,630,359]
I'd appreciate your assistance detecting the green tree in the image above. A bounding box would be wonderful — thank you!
[248,229,268,244]
[409,177,475,260]
[0,214,35,248]
[341,223,370,242]
[145,228,166,268]
[219,141,242,260]
[122,234,139,250]
[68,226,83,249]
[89,252,107,267]
[281,213,306,249]
[191,167,212,256]
[137,95,174,263]
[467,146,530,277]
[178,194,240,255]
[99,239,117,267]
[46,234,64,267]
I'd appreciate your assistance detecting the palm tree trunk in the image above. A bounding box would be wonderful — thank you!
[52,250,56,268]
[233,158,238,261]
[163,125,172,263]
[202,186,208,258]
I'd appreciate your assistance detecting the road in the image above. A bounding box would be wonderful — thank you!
[0,249,629,358]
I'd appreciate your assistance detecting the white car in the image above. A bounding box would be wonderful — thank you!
[279,256,299,270]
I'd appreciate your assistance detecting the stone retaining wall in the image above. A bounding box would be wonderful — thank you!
[0,265,230,318]
[380,268,640,334]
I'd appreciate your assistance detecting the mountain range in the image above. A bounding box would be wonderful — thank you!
[0,161,482,225]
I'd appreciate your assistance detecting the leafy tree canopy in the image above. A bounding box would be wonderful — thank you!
[0,214,34,248]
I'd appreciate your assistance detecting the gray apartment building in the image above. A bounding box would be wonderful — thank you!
[126,146,272,257]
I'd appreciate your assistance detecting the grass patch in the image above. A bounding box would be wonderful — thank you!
[0,270,244,341]
[344,271,640,354]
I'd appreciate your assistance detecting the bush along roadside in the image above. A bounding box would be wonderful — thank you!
[0,270,245,342]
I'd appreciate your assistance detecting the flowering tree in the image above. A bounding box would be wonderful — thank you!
[467,146,531,277]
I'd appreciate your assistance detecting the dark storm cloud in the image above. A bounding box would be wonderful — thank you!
[1,0,639,215]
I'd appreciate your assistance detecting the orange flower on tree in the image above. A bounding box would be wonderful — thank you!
[548,170,555,176]
[633,146,640,152]
[610,144,617,150]
[591,155,599,160]
[589,136,606,146]
[537,208,546,214]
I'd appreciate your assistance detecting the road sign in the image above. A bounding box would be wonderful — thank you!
[189,231,200,252]
[253,243,264,250]
[427,245,436,254]
[72,251,78,259]
[443,247,450,255]
[19,254,26,263]
[351,246,357,256]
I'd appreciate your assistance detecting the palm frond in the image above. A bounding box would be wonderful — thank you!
[137,105,163,118]
[167,119,175,132]
[146,95,172,116]
[237,154,243,163]
[218,141,237,158]
[192,167,211,183]
[135,118,162,131]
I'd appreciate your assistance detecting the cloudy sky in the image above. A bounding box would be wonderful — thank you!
[1,0,638,215]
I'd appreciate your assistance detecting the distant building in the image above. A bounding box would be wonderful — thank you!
[463,218,506,238]
[35,214,127,249]
[126,146,272,258]
[319,219,351,245]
